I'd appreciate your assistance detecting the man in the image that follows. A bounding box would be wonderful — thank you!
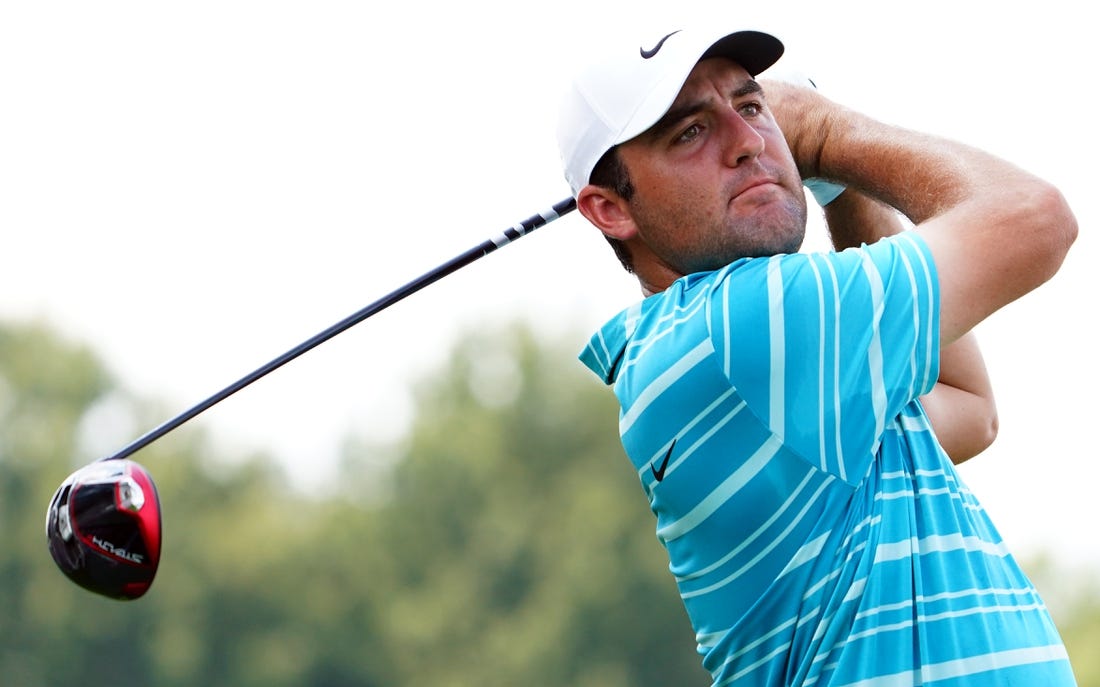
[557,25,1078,686]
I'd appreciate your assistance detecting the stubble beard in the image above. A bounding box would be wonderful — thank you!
[638,189,809,277]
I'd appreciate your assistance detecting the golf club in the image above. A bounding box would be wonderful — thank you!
[46,196,578,600]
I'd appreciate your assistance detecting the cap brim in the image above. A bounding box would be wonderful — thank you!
[702,30,784,78]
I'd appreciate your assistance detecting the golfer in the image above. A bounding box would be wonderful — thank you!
[558,25,1078,685]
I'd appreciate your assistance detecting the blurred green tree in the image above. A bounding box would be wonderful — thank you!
[329,322,706,686]
[0,320,703,686]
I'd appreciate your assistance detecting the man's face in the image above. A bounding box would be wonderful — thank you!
[617,57,807,276]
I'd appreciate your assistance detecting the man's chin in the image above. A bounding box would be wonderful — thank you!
[728,208,808,257]
[679,232,804,273]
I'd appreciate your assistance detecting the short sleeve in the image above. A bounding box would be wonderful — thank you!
[706,234,940,484]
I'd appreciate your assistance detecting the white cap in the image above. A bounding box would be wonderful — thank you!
[556,26,784,195]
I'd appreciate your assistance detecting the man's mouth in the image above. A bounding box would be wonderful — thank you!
[731,177,781,202]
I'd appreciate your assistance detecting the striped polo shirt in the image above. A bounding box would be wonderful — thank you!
[580,233,1075,686]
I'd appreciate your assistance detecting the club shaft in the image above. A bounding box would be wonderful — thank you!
[101,197,578,463]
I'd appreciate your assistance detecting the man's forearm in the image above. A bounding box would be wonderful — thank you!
[768,79,1075,345]
[822,187,904,250]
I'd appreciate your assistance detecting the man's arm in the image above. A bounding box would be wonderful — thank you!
[918,333,997,463]
[768,82,1077,346]
[820,189,998,464]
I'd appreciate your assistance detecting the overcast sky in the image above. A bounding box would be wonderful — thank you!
[2,1,1096,569]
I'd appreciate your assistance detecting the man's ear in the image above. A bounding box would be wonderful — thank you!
[576,185,637,241]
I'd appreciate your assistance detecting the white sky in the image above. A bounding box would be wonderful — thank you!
[2,1,1097,569]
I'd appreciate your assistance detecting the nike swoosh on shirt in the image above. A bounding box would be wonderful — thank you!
[651,440,675,482]
[640,31,681,59]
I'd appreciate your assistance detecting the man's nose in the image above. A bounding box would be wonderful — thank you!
[719,110,766,167]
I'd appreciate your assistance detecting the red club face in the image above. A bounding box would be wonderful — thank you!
[46,460,162,600]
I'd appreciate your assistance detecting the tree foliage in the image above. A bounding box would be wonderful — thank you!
[1,319,1096,686]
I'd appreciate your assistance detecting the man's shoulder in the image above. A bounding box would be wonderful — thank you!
[578,277,720,385]
[578,301,641,385]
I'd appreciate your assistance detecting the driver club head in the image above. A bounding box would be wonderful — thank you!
[45,459,162,600]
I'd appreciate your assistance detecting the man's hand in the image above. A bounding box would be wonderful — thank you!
[760,77,838,181]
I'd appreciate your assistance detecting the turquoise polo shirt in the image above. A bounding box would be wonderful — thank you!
[580,233,1075,686]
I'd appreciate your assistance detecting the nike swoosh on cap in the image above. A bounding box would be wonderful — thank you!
[640,30,681,59]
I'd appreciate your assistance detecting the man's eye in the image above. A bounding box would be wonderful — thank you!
[739,102,763,117]
[675,124,702,143]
